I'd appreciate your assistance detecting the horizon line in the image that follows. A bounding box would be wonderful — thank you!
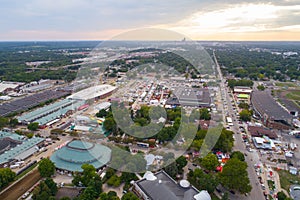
[1,40,300,42]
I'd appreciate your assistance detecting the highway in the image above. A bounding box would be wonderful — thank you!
[213,51,265,200]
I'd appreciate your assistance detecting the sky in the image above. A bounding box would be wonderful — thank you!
[0,0,300,41]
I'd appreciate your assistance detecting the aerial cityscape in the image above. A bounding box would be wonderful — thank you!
[0,1,300,200]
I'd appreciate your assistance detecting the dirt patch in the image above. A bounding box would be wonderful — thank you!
[0,169,41,200]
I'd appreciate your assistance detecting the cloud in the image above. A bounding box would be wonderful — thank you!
[0,0,300,40]
[156,3,300,40]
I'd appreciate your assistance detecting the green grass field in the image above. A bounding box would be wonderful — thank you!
[278,170,300,192]
[286,91,300,101]
[275,82,298,88]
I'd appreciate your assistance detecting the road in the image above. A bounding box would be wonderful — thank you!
[213,51,265,200]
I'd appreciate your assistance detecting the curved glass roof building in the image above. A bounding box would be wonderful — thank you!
[50,140,111,172]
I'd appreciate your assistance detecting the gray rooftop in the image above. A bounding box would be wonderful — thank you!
[168,88,211,107]
[251,91,293,121]
[136,171,200,200]
[17,99,84,125]
[0,131,44,164]
[290,185,300,200]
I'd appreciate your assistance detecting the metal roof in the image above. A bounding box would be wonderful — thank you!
[251,91,292,121]
[67,85,116,101]
[136,170,200,200]
[0,132,44,164]
[50,140,111,172]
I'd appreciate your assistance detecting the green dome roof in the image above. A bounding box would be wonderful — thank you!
[51,140,111,172]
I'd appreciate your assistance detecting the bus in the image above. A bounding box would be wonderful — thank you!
[226,117,234,126]
[136,142,149,148]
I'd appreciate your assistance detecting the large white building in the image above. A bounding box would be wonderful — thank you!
[67,85,116,101]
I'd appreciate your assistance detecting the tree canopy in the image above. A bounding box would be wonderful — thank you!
[121,192,139,200]
[201,153,219,172]
[32,178,57,200]
[231,151,245,162]
[0,168,16,190]
[27,122,39,131]
[188,168,219,194]
[218,158,252,194]
[239,109,252,122]
[38,158,55,178]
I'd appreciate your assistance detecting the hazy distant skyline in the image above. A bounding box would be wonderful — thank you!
[1,0,300,41]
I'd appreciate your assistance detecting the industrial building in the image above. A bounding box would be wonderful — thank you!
[17,99,84,126]
[0,90,70,117]
[50,140,111,172]
[67,84,116,101]
[233,86,252,94]
[0,81,24,94]
[251,91,293,129]
[0,131,44,167]
[133,170,211,200]
[166,88,211,107]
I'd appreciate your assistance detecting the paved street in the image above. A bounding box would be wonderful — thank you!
[213,51,265,200]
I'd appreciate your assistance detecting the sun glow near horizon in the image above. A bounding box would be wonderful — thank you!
[155,3,300,41]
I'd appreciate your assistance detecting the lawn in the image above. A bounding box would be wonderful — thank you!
[275,82,297,88]
[286,91,300,101]
[278,170,300,192]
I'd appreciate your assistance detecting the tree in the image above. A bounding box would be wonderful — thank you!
[214,129,234,153]
[103,117,116,132]
[32,178,57,200]
[72,164,100,187]
[9,118,19,127]
[121,192,139,200]
[121,172,138,183]
[38,158,55,178]
[199,108,211,120]
[108,191,120,200]
[99,191,120,200]
[231,151,245,161]
[239,109,252,122]
[257,84,265,91]
[258,73,265,80]
[201,153,219,172]
[28,122,39,131]
[188,168,219,193]
[176,156,188,172]
[80,186,98,200]
[44,178,58,196]
[218,158,252,194]
[238,102,249,110]
[277,191,287,200]
[107,175,121,187]
[73,165,102,200]
[96,109,108,118]
[164,162,178,179]
[191,139,203,151]
[0,168,16,189]
[0,117,9,129]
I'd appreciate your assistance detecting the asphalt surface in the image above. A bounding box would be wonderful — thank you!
[214,51,265,200]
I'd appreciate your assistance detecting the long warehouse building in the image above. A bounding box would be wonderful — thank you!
[67,84,116,101]
[251,90,293,130]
